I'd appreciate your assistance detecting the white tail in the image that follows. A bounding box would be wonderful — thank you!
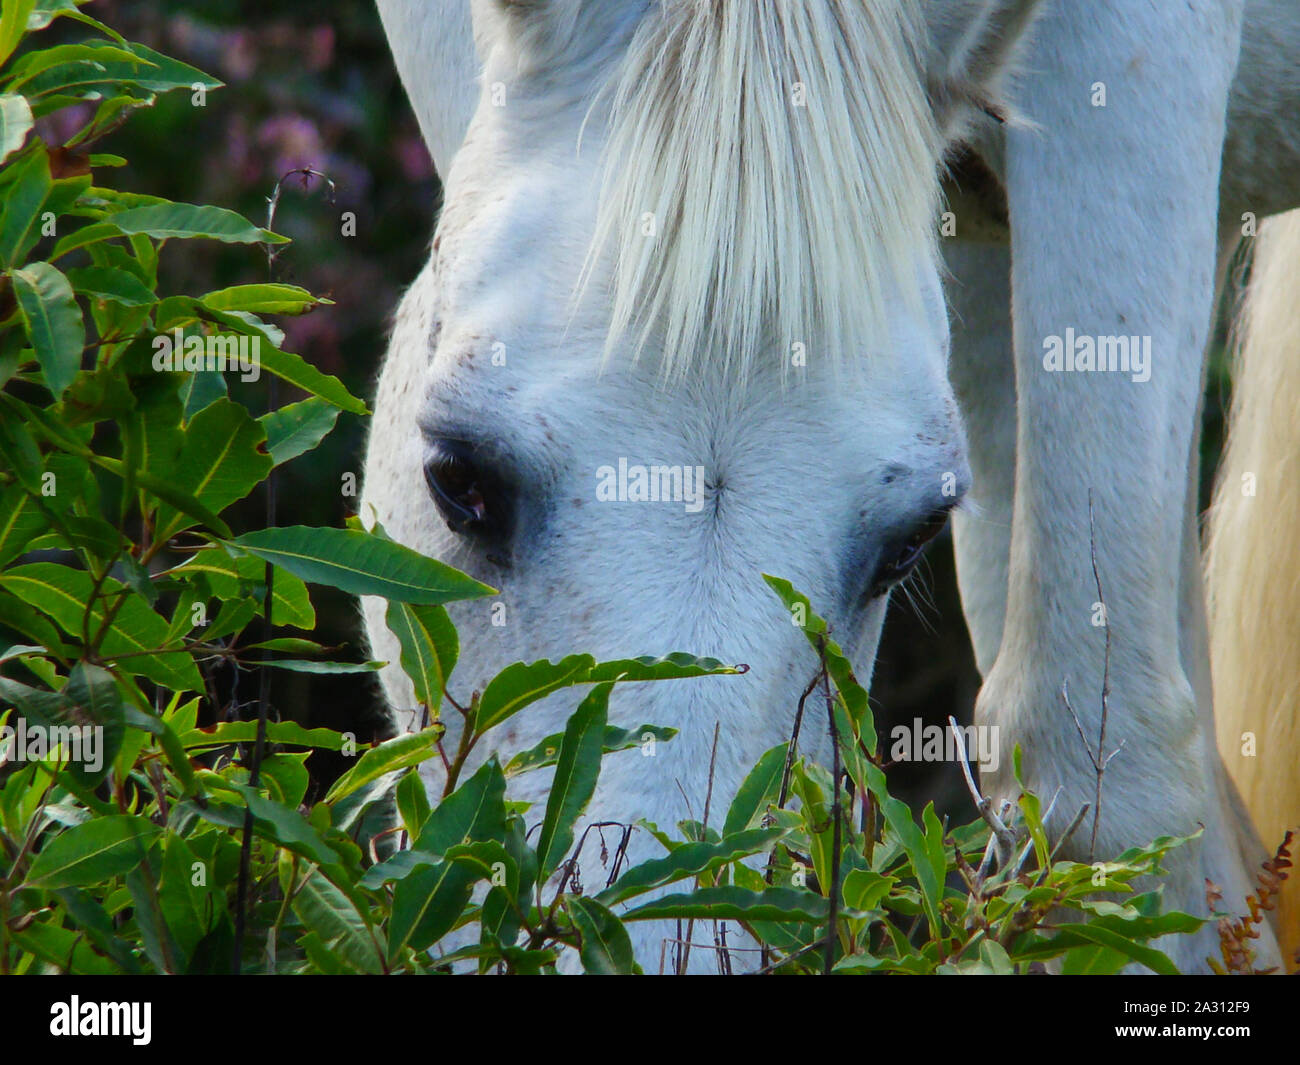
[1206,209,1300,969]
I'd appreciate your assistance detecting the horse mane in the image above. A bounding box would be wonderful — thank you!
[584,0,942,381]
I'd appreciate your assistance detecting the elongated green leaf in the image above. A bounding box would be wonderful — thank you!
[389,759,507,957]
[1017,923,1183,975]
[586,652,741,683]
[11,261,83,398]
[66,263,154,306]
[201,283,328,316]
[0,589,66,656]
[569,896,637,975]
[598,827,783,907]
[25,814,160,889]
[289,865,383,974]
[0,484,50,567]
[385,600,458,721]
[202,782,338,865]
[0,563,201,691]
[395,766,431,840]
[254,344,365,413]
[505,722,676,777]
[0,93,33,164]
[178,718,345,751]
[157,833,211,964]
[763,575,874,749]
[324,730,440,804]
[622,886,831,924]
[231,526,495,605]
[536,683,609,878]
[60,661,124,787]
[250,658,383,674]
[154,397,271,542]
[722,743,788,836]
[259,397,339,466]
[0,0,36,68]
[102,202,285,244]
[476,654,595,734]
[173,550,314,629]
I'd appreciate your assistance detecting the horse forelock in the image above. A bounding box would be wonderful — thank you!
[582,0,943,383]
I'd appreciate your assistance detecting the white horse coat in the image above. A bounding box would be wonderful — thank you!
[364,0,1300,972]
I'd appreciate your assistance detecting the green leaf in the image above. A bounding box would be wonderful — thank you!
[389,759,507,956]
[66,263,154,306]
[0,0,36,68]
[0,93,34,164]
[324,730,440,804]
[250,658,383,674]
[11,261,83,398]
[254,343,365,413]
[842,870,896,913]
[384,600,458,721]
[569,896,637,975]
[598,827,783,907]
[505,722,676,777]
[288,865,383,974]
[25,814,160,889]
[535,683,610,878]
[153,397,271,541]
[1024,923,1183,975]
[622,886,831,924]
[763,574,874,749]
[0,563,202,691]
[230,526,496,605]
[157,832,212,965]
[0,589,66,656]
[60,661,124,787]
[585,652,742,683]
[0,148,51,266]
[177,718,346,751]
[172,550,314,629]
[200,283,329,316]
[100,202,285,245]
[476,654,595,735]
[200,782,338,866]
[259,397,339,466]
[0,483,51,567]
[722,743,788,836]
[395,766,431,839]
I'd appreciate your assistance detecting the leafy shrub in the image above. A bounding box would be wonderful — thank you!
[0,1,1213,976]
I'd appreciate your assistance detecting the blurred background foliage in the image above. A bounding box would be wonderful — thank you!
[45,0,1236,816]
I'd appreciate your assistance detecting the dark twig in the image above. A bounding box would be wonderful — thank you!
[680,721,722,975]
[761,665,821,971]
[233,167,336,974]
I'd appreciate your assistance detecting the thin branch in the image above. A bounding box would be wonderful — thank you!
[948,715,1016,868]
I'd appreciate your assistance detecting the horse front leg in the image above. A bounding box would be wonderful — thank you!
[977,0,1280,972]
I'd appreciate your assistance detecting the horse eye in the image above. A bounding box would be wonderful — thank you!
[423,439,511,540]
[868,506,952,597]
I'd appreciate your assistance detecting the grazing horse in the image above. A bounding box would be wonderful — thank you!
[362,0,1300,972]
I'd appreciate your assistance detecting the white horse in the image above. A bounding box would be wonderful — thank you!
[362,0,1300,973]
